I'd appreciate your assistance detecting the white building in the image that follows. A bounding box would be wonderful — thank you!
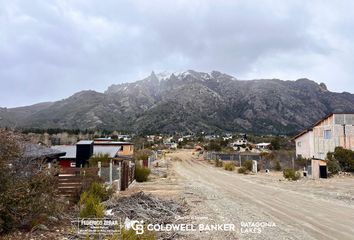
[294,113,354,160]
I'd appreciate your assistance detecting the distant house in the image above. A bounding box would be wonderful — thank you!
[117,135,132,141]
[232,138,248,147]
[294,113,354,160]
[164,142,178,149]
[205,135,218,141]
[255,142,271,150]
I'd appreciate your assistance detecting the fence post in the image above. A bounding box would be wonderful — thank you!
[109,159,113,185]
[98,161,101,177]
[118,161,122,191]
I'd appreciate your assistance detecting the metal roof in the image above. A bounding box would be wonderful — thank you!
[76,140,94,145]
[51,146,76,159]
[51,145,121,159]
[94,141,132,145]
[93,146,121,158]
[23,143,66,159]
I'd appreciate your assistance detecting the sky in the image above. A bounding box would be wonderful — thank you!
[0,0,354,107]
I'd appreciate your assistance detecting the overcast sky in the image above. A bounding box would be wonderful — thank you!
[1,0,354,107]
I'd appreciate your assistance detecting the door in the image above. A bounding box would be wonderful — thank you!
[319,166,327,178]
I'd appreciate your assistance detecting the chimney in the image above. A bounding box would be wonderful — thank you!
[76,140,94,167]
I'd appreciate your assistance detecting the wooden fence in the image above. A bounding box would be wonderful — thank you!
[58,167,99,199]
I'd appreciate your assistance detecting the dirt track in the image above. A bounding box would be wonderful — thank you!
[165,150,354,240]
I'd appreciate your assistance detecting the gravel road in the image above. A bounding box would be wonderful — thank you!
[168,150,354,240]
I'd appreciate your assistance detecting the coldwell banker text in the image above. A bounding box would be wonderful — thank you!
[132,222,235,235]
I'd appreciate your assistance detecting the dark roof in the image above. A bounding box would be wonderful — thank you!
[23,143,66,160]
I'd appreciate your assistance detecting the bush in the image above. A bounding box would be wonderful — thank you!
[243,160,252,171]
[120,227,156,240]
[238,167,247,174]
[206,141,222,152]
[89,153,110,167]
[0,129,65,233]
[87,182,111,202]
[283,169,301,181]
[224,162,235,171]
[275,161,281,171]
[135,165,151,182]
[215,158,223,167]
[333,147,354,172]
[80,192,105,218]
[327,152,340,175]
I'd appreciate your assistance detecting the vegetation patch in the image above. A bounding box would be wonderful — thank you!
[224,162,235,171]
[243,160,253,171]
[215,158,223,167]
[283,169,301,181]
[238,167,248,174]
[135,165,151,182]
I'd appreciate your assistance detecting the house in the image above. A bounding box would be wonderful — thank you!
[294,113,354,160]
[255,142,271,150]
[23,143,66,163]
[164,142,178,149]
[93,139,134,156]
[52,140,134,168]
[117,135,131,141]
[232,138,248,147]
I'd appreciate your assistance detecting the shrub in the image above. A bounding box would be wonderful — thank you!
[206,141,222,152]
[275,161,281,171]
[333,147,354,172]
[0,129,65,233]
[215,158,223,167]
[87,182,111,202]
[238,167,247,174]
[79,192,105,218]
[135,165,151,182]
[327,152,340,175]
[224,162,235,171]
[283,169,301,181]
[120,227,156,240]
[134,150,151,162]
[243,160,252,171]
[89,153,110,167]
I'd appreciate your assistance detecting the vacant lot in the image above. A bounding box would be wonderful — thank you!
[128,149,354,240]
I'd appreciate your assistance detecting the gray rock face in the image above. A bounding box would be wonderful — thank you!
[1,70,354,134]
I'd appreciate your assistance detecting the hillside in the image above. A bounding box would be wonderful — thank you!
[1,70,354,134]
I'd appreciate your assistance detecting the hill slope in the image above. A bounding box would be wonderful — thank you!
[1,70,354,134]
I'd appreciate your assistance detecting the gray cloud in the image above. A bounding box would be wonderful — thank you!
[0,0,354,107]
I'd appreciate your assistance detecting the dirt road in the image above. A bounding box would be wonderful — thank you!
[166,150,354,240]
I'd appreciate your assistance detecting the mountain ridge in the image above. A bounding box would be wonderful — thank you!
[1,70,354,134]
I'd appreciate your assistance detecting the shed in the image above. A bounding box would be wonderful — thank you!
[311,158,327,179]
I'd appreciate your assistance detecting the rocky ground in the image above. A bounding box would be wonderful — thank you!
[128,149,354,240]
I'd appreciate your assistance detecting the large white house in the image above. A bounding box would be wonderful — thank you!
[294,113,354,160]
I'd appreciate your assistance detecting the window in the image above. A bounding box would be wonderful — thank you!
[297,141,302,147]
[324,130,332,139]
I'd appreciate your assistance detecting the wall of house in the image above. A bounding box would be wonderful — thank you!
[313,114,354,159]
[295,131,314,159]
[121,145,134,156]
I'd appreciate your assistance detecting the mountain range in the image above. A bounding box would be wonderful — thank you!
[1,70,354,135]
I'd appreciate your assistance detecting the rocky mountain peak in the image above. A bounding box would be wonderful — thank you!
[1,70,354,134]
